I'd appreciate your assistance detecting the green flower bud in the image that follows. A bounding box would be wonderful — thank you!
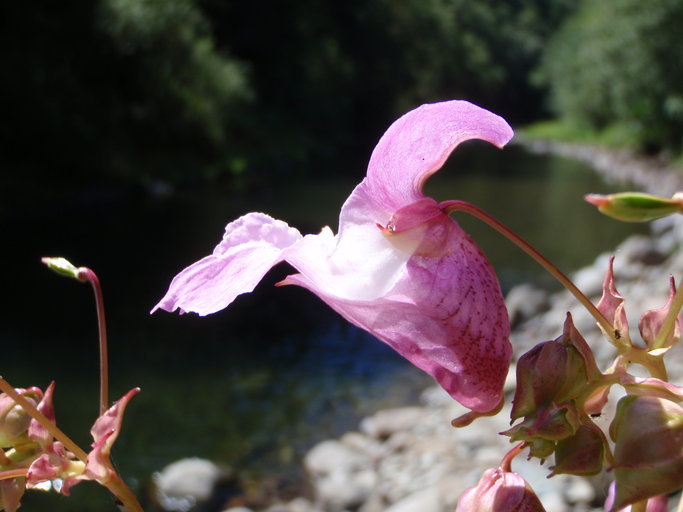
[511,314,601,420]
[0,388,42,446]
[584,192,683,222]
[40,257,81,280]
[550,421,605,476]
[504,402,581,457]
[609,396,683,510]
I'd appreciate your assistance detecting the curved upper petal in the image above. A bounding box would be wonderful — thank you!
[365,100,513,213]
[153,213,302,316]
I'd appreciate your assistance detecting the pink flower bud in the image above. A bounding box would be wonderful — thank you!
[609,396,683,510]
[456,467,546,512]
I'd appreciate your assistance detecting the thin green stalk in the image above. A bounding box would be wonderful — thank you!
[442,200,617,343]
[0,378,88,462]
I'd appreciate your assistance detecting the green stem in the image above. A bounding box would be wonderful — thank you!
[652,278,683,350]
[77,267,109,416]
[100,472,144,512]
[442,200,617,342]
[0,378,88,462]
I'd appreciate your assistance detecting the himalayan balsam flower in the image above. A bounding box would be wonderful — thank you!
[456,467,546,511]
[154,100,513,412]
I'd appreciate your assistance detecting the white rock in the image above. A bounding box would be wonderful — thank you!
[359,407,425,439]
[384,487,442,512]
[153,457,226,512]
[304,440,376,511]
[564,477,596,504]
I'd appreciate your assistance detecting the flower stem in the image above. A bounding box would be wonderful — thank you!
[0,378,88,462]
[101,472,145,512]
[499,442,526,473]
[76,267,109,416]
[442,200,617,343]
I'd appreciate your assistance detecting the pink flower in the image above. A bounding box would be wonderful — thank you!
[153,100,513,412]
[456,467,546,511]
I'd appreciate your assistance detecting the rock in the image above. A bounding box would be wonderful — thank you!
[153,457,231,512]
[304,440,377,511]
[505,283,549,328]
[359,407,425,439]
[383,487,442,512]
[564,478,596,505]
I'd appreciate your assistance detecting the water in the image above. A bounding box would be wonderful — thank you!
[2,143,644,509]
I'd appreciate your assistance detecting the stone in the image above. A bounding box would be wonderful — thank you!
[304,440,376,511]
[359,407,425,439]
[505,283,549,328]
[384,487,442,512]
[153,457,229,512]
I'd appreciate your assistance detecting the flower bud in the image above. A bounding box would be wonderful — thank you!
[456,467,546,511]
[550,422,605,476]
[609,396,683,510]
[40,257,81,280]
[0,387,43,446]
[504,402,581,459]
[511,314,601,420]
[604,481,668,512]
[584,191,683,222]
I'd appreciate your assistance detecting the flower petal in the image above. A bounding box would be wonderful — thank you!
[286,216,510,412]
[153,212,302,316]
[365,100,513,213]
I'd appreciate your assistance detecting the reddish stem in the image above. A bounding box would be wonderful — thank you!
[77,267,109,416]
[500,442,526,473]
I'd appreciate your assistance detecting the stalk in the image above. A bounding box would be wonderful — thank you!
[76,267,109,415]
[499,442,525,473]
[442,200,617,343]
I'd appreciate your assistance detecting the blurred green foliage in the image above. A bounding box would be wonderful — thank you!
[5,0,582,189]
[537,0,683,153]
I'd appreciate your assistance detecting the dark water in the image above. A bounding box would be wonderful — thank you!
[2,143,644,509]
